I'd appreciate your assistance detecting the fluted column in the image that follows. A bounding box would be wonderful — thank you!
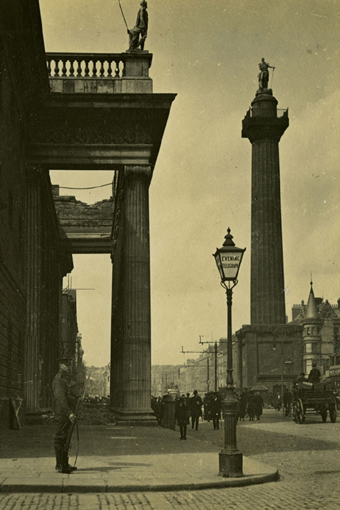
[119,165,153,419]
[251,138,285,324]
[24,167,43,411]
[242,90,289,325]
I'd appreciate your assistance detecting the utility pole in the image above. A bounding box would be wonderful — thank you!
[199,337,219,393]
[181,346,209,394]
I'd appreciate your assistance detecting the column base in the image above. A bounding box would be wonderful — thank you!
[219,451,243,477]
[113,408,157,427]
[24,409,50,425]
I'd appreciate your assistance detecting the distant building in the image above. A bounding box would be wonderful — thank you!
[291,282,340,377]
[151,365,181,397]
[85,365,110,398]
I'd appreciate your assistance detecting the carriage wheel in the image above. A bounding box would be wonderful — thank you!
[330,405,337,423]
[320,405,327,423]
[295,398,304,424]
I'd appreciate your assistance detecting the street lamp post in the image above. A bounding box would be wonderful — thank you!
[213,228,246,477]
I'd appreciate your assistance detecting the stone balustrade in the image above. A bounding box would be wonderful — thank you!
[46,52,153,93]
[47,53,125,78]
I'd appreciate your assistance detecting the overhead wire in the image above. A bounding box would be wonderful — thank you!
[58,182,113,191]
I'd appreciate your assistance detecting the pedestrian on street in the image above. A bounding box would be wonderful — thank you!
[211,392,222,430]
[52,358,77,474]
[308,362,321,383]
[190,390,203,430]
[283,388,292,416]
[175,396,188,440]
[253,392,264,420]
[239,388,249,421]
[247,391,256,421]
[203,393,213,422]
[185,392,191,424]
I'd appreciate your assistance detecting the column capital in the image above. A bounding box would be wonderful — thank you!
[124,165,152,183]
[25,164,46,183]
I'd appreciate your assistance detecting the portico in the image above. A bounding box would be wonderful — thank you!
[27,52,176,423]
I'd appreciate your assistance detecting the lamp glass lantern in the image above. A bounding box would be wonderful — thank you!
[213,228,246,287]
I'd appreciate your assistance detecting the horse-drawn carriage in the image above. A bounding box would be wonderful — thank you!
[292,382,337,424]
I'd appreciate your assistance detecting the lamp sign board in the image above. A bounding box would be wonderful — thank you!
[221,254,241,280]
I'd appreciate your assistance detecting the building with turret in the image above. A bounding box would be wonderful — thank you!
[291,282,340,377]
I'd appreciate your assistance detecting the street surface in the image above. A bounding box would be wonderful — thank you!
[0,409,339,509]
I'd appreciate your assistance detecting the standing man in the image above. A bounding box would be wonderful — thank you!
[52,358,77,474]
[190,390,203,430]
[128,1,148,51]
[239,387,249,421]
[308,362,321,383]
[211,392,222,430]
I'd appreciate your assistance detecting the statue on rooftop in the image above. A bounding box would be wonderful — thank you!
[258,58,275,90]
[127,1,148,51]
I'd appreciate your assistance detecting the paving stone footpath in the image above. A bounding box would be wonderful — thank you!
[0,409,339,509]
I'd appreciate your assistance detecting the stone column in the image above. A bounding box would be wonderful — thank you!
[24,167,43,411]
[114,165,154,421]
[242,91,289,325]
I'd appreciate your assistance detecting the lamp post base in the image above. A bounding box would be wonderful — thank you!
[219,451,243,477]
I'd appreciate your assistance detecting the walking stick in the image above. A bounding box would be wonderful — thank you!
[65,386,86,468]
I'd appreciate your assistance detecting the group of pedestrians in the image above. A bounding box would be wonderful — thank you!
[238,388,264,421]
[173,390,222,440]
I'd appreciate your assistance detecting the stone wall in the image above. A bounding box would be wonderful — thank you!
[0,41,27,420]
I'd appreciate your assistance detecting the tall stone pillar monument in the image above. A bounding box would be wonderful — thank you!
[236,62,303,393]
[242,69,289,325]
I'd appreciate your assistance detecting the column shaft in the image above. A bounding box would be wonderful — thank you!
[122,166,152,414]
[251,139,285,324]
[24,168,42,411]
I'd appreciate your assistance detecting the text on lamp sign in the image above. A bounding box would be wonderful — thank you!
[222,255,240,269]
[219,254,241,279]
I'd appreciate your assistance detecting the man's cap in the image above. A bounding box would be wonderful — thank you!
[312,362,317,367]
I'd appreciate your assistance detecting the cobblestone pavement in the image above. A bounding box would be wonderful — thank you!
[0,411,339,509]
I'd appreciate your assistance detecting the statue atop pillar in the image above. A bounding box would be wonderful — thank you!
[257,58,275,92]
[127,1,149,52]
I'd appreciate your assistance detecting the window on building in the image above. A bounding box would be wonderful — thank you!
[311,343,320,354]
[305,359,312,375]
[305,343,312,354]
[321,358,330,373]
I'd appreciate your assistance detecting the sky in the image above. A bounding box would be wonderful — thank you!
[40,0,340,367]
